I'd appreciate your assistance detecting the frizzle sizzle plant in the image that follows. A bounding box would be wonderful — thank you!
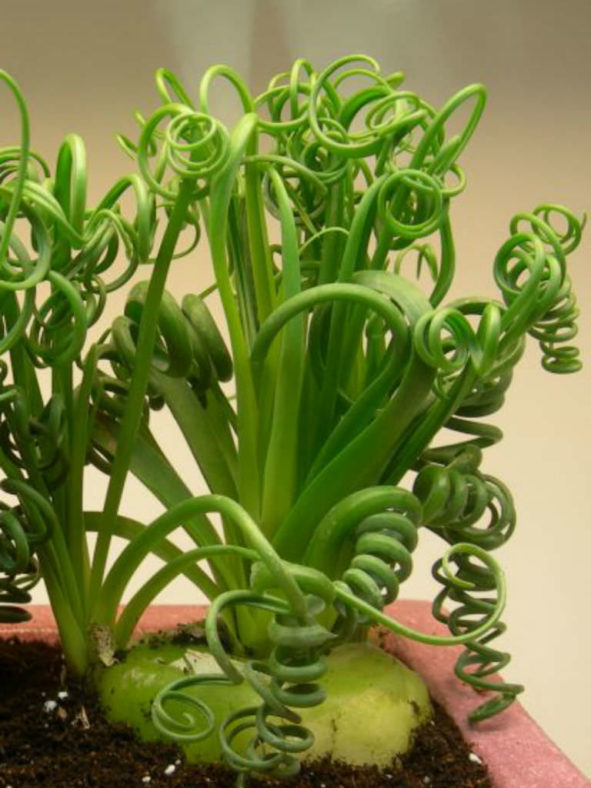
[0,54,584,784]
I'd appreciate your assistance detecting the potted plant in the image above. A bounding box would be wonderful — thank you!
[0,55,587,786]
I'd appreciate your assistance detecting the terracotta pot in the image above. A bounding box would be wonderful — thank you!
[2,601,588,788]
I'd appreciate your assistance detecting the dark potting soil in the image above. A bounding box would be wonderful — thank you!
[0,638,492,788]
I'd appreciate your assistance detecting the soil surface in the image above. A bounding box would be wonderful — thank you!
[0,637,492,788]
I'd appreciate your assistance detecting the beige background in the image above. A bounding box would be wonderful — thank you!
[1,0,589,777]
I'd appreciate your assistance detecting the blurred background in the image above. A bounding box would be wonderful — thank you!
[1,0,589,776]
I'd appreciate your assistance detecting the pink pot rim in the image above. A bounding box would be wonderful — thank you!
[2,600,588,788]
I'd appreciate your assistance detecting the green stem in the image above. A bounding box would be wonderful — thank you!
[113,545,257,649]
[382,366,479,485]
[97,494,308,628]
[155,375,238,497]
[90,179,194,612]
[244,156,276,324]
[90,418,237,592]
[207,114,261,518]
[273,353,434,561]
[84,511,222,601]
[40,558,88,674]
[65,347,99,610]
[259,168,304,536]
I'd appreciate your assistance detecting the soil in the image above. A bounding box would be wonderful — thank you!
[0,637,492,788]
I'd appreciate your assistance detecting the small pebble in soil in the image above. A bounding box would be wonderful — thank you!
[73,705,91,729]
[43,699,57,712]
[469,752,483,765]
[58,690,69,700]
[164,764,176,776]
[142,777,151,784]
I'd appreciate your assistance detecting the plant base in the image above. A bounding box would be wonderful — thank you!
[98,638,431,767]
[2,602,588,787]
[0,637,490,787]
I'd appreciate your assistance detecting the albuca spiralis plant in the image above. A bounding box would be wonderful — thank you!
[0,54,584,783]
